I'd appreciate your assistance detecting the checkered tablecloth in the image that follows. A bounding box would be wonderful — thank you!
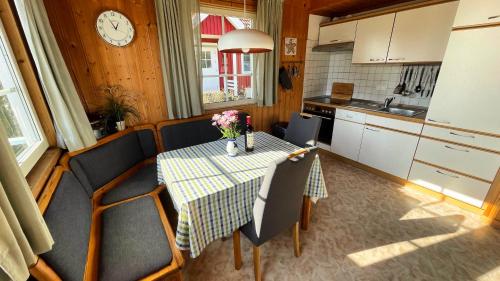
[157,132,327,258]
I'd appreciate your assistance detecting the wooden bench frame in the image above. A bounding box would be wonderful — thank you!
[31,125,184,281]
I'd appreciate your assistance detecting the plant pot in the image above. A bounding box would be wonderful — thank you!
[116,121,126,131]
[226,139,238,157]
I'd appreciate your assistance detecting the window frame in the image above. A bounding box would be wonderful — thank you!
[0,20,48,176]
[200,5,257,109]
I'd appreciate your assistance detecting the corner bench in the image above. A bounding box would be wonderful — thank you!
[31,125,183,281]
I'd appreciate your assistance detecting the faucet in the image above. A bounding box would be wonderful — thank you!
[384,97,395,108]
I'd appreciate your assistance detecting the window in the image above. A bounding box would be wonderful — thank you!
[0,22,48,175]
[201,50,212,69]
[241,54,252,74]
[200,8,255,107]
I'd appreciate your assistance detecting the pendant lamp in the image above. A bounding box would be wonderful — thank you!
[217,0,274,53]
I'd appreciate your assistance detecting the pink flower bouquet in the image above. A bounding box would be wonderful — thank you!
[212,110,241,139]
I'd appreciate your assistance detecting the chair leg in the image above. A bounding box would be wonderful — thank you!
[253,245,262,281]
[301,196,312,230]
[293,222,301,257]
[233,230,242,270]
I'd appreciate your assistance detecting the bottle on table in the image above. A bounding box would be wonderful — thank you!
[245,115,254,152]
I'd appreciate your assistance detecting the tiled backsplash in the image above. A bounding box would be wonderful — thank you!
[303,39,434,107]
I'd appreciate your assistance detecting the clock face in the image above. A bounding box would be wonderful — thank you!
[96,10,134,47]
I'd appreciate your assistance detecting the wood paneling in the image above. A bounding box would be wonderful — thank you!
[201,0,257,11]
[43,0,168,124]
[44,0,309,131]
[310,0,415,17]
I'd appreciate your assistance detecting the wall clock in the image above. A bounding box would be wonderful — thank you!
[96,10,135,47]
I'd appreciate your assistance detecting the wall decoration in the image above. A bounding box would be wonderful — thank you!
[284,37,297,56]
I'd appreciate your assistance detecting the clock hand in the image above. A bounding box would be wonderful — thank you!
[108,18,117,30]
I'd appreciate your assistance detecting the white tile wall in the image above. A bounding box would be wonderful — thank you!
[303,41,433,107]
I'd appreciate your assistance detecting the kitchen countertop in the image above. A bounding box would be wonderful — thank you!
[304,96,427,123]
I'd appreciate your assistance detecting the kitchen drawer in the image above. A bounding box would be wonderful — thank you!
[336,109,366,124]
[365,115,423,135]
[408,161,491,208]
[415,138,500,182]
[421,125,500,153]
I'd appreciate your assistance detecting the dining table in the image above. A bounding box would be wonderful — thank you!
[157,132,327,258]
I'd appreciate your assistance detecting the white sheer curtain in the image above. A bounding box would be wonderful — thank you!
[155,0,204,119]
[14,0,96,152]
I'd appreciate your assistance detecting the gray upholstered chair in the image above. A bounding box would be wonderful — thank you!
[284,112,322,147]
[232,147,318,281]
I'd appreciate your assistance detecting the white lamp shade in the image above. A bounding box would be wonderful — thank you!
[218,29,274,53]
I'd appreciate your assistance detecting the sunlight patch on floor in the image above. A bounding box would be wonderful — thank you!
[477,266,500,281]
[347,231,466,267]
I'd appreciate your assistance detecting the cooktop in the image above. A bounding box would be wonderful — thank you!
[305,96,350,105]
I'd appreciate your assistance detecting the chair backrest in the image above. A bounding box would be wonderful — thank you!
[159,111,249,151]
[40,169,92,281]
[69,129,157,196]
[284,112,321,147]
[253,147,318,241]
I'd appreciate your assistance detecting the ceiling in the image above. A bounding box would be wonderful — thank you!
[309,0,416,17]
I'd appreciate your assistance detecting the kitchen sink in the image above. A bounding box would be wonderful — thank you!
[377,107,425,117]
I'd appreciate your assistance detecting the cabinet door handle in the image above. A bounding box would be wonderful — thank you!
[444,145,469,153]
[449,131,475,139]
[428,118,451,124]
[436,170,459,179]
[366,127,379,132]
[488,15,500,20]
[330,39,339,42]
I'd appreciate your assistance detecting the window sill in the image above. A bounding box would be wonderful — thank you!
[204,99,256,110]
[26,147,62,199]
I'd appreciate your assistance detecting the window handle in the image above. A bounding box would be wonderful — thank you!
[436,170,459,179]
[444,145,469,153]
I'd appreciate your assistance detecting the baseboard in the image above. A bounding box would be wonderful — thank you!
[323,150,485,215]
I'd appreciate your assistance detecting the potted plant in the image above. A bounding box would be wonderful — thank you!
[100,85,140,132]
[212,110,241,156]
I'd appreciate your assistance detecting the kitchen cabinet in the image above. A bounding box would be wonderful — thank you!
[387,2,458,63]
[331,118,365,161]
[425,26,500,135]
[453,0,500,28]
[408,161,491,208]
[421,125,500,153]
[415,138,500,182]
[358,125,419,179]
[352,13,395,63]
[318,21,357,45]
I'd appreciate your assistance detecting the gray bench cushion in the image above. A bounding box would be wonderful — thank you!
[160,118,221,151]
[99,196,172,281]
[70,131,156,196]
[160,112,249,151]
[41,171,91,281]
[100,163,158,205]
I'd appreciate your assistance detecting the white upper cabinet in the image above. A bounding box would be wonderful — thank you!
[318,21,357,45]
[387,2,458,63]
[352,13,395,63]
[426,26,500,135]
[453,0,500,28]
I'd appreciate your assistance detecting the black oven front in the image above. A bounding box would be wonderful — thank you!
[303,104,335,145]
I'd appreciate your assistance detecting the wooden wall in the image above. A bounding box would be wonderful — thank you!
[43,0,309,131]
[43,0,167,124]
